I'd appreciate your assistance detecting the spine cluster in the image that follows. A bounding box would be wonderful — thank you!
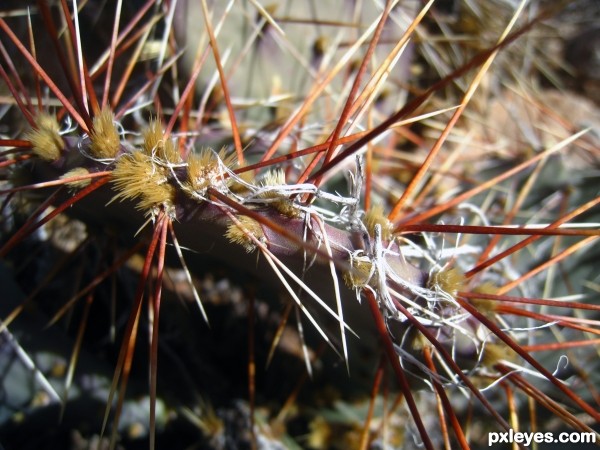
[25,108,509,381]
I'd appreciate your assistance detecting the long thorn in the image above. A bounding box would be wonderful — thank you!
[364,289,434,450]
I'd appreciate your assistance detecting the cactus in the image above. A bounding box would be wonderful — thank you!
[1,0,599,448]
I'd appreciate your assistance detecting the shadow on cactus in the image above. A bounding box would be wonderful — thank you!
[1,0,600,449]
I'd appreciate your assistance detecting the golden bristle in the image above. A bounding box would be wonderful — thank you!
[187,149,219,191]
[261,169,286,187]
[111,151,174,212]
[89,107,120,159]
[137,182,175,212]
[229,170,254,194]
[481,342,515,367]
[142,120,180,163]
[225,216,264,253]
[409,332,430,352]
[259,170,300,218]
[429,267,466,297]
[26,113,63,161]
[468,282,500,317]
[186,148,235,193]
[363,204,392,241]
[60,167,91,189]
[343,257,374,289]
[307,416,332,450]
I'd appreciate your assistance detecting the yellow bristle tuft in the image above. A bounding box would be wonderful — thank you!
[363,204,392,241]
[481,342,515,367]
[468,282,500,316]
[429,267,466,297]
[137,183,175,212]
[60,167,91,189]
[307,416,331,450]
[259,170,300,218]
[26,113,63,161]
[89,107,120,159]
[261,169,286,187]
[229,170,254,194]
[343,257,374,289]
[185,148,236,194]
[142,120,180,163]
[225,216,264,253]
[111,151,174,213]
[410,332,430,352]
